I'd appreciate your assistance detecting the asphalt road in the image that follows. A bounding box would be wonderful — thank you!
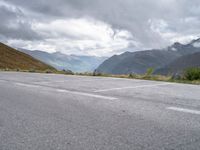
[1,72,200,150]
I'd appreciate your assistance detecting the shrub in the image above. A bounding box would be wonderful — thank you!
[93,70,102,76]
[184,67,200,81]
[171,73,182,80]
[129,73,137,78]
[142,68,154,79]
[29,69,36,73]
[45,69,53,74]
[5,68,10,71]
[62,69,74,75]
[145,68,154,76]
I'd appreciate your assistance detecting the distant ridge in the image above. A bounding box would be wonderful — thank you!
[155,52,200,75]
[19,49,107,72]
[96,38,200,75]
[0,42,56,71]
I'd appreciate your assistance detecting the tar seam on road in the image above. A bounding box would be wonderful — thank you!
[94,83,171,92]
[167,107,200,115]
[14,82,118,100]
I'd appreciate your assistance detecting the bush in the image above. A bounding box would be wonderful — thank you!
[93,70,108,76]
[142,68,154,79]
[5,68,10,71]
[184,67,200,81]
[146,68,154,76]
[29,69,36,73]
[93,70,102,76]
[62,69,74,75]
[129,73,137,78]
[171,73,182,80]
[45,69,53,74]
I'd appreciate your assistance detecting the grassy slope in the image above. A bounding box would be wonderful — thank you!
[0,43,56,71]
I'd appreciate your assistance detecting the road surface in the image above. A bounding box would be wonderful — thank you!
[0,72,200,150]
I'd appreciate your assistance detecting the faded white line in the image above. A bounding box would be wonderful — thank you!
[56,89,117,100]
[15,83,40,88]
[15,82,117,100]
[167,107,200,115]
[94,83,171,92]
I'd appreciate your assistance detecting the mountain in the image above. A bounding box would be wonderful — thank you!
[96,50,180,74]
[19,49,107,73]
[96,38,200,75]
[155,52,200,75]
[0,43,56,71]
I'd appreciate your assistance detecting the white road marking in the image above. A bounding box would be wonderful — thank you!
[94,83,171,92]
[56,89,118,100]
[167,107,200,115]
[15,83,40,88]
[15,82,117,100]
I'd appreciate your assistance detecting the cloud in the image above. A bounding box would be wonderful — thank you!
[1,0,200,56]
[0,1,41,41]
[8,18,139,56]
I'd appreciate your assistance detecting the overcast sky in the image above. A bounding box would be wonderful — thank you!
[1,0,200,56]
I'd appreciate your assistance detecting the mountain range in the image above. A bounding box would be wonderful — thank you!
[19,49,107,73]
[0,43,56,71]
[155,51,200,75]
[96,38,200,75]
[2,37,200,75]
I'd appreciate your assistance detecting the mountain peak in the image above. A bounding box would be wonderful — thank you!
[172,42,183,48]
[190,38,200,48]
[167,42,183,51]
[191,38,200,43]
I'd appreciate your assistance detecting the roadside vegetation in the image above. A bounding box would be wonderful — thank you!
[0,68,74,75]
[1,67,200,85]
[184,67,200,81]
[80,67,200,85]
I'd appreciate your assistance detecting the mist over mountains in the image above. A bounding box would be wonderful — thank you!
[19,49,107,73]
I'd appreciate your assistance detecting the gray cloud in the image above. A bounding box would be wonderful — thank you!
[0,1,41,41]
[1,0,200,56]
